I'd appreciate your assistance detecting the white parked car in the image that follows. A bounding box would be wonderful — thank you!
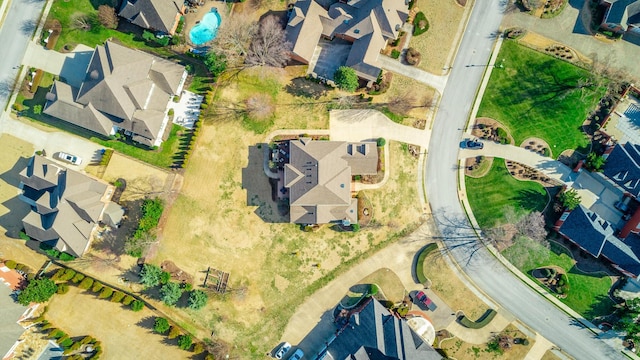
[274,342,291,359]
[56,152,82,165]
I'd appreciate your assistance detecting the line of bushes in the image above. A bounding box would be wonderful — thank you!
[415,243,438,284]
[459,309,497,329]
[51,268,145,311]
[31,313,102,359]
[99,148,114,166]
[126,198,164,257]
[153,317,214,358]
[39,243,76,261]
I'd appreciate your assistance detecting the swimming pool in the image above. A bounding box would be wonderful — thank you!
[189,8,221,46]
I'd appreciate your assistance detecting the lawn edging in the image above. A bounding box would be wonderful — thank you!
[458,308,497,329]
[414,243,438,284]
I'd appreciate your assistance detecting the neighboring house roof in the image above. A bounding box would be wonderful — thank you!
[603,0,640,29]
[118,0,182,34]
[603,142,640,198]
[557,205,613,257]
[284,138,377,224]
[324,298,442,360]
[602,233,640,276]
[0,284,27,359]
[286,0,408,81]
[44,41,186,145]
[18,156,118,257]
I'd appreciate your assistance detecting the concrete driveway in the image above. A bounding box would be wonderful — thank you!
[459,141,572,183]
[502,0,640,79]
[0,113,104,171]
[23,42,93,88]
[377,55,448,94]
[329,109,429,147]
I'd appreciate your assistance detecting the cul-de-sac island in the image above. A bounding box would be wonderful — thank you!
[1,0,640,359]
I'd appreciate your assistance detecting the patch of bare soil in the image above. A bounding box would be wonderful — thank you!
[505,159,562,187]
[520,137,551,157]
[472,117,515,144]
[357,193,373,227]
[518,32,592,67]
[160,260,194,285]
[413,118,426,130]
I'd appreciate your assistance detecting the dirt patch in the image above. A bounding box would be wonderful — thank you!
[472,117,515,145]
[160,260,194,285]
[520,137,551,157]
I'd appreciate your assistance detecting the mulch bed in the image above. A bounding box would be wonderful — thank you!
[472,117,515,145]
[160,260,194,285]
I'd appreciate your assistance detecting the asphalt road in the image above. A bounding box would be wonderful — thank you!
[0,0,46,108]
[424,1,624,359]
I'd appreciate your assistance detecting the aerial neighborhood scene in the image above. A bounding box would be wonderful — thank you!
[4,0,640,359]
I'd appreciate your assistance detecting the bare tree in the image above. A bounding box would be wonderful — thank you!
[517,211,548,245]
[386,92,417,116]
[98,5,118,29]
[245,15,292,67]
[212,11,258,66]
[71,13,93,31]
[245,93,274,120]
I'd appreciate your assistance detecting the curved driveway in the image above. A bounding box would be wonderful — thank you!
[424,1,623,359]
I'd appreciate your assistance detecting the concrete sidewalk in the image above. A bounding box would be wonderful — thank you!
[377,55,448,93]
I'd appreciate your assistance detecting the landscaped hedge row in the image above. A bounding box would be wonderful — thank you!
[2,260,35,280]
[415,243,438,284]
[32,314,102,359]
[153,317,212,357]
[51,268,144,311]
[459,309,497,329]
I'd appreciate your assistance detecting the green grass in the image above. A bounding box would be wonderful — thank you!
[459,309,497,329]
[465,159,548,228]
[477,40,605,156]
[502,237,615,319]
[415,243,438,284]
[47,0,171,54]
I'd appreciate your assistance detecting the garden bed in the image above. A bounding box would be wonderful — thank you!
[472,117,514,145]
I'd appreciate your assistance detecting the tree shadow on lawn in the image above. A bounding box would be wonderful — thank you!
[511,188,548,213]
[136,315,156,332]
[581,293,616,321]
[284,77,329,99]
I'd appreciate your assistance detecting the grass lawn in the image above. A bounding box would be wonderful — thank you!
[477,40,606,155]
[465,158,548,228]
[46,0,169,53]
[502,237,615,319]
[408,0,465,74]
[357,268,406,303]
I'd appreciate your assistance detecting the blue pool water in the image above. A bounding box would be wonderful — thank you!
[189,8,221,46]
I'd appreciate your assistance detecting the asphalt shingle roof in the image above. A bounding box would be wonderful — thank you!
[603,142,640,198]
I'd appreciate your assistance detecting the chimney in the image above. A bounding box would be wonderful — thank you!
[620,207,640,239]
[573,160,584,173]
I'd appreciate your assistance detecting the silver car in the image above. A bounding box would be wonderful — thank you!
[274,342,291,359]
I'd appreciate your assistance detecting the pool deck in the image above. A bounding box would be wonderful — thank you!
[183,1,229,47]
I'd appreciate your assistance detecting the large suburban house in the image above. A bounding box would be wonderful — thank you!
[599,0,640,38]
[118,0,185,35]
[18,156,123,257]
[44,41,187,147]
[285,0,409,83]
[278,138,377,225]
[555,142,640,278]
[318,297,442,359]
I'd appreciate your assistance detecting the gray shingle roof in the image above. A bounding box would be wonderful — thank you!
[324,298,441,360]
[558,205,613,256]
[604,0,640,27]
[44,41,185,144]
[286,0,408,80]
[285,138,376,224]
[118,0,182,33]
[18,156,117,257]
[601,233,640,277]
[603,142,640,198]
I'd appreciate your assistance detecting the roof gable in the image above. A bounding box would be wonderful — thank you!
[558,205,613,256]
[118,0,181,33]
[603,142,640,198]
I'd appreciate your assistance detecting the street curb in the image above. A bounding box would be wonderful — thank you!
[442,0,476,75]
[0,0,12,28]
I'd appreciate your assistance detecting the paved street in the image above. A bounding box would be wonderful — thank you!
[0,0,46,108]
[425,0,624,359]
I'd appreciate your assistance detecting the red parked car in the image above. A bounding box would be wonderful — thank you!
[415,291,438,311]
